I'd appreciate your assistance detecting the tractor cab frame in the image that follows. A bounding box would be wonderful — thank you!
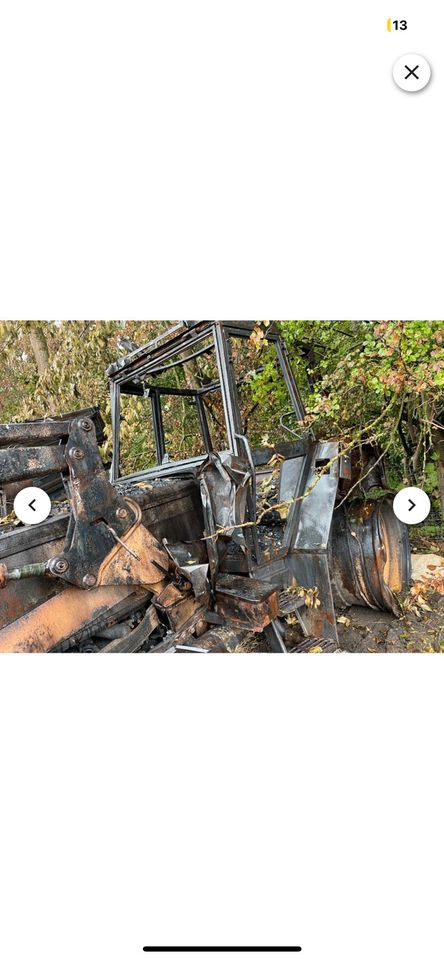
[107,321,409,646]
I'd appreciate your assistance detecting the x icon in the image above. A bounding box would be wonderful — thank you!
[405,65,419,80]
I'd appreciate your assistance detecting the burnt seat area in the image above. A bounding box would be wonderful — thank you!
[115,474,206,553]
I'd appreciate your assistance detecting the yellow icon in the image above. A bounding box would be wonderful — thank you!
[387,17,392,31]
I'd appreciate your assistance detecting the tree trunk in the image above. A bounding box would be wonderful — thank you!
[437,460,444,516]
[432,420,444,516]
[28,325,49,377]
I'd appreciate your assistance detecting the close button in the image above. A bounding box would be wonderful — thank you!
[393,54,431,92]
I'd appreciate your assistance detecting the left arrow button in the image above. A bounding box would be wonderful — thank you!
[13,487,51,525]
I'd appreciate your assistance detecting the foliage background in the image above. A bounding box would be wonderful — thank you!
[0,320,443,508]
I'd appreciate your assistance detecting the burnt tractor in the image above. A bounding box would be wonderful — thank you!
[0,322,411,652]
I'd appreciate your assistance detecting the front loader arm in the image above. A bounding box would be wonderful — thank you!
[0,415,170,593]
[0,414,208,650]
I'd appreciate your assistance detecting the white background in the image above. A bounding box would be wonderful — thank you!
[0,0,442,319]
[1,656,443,960]
[0,2,443,959]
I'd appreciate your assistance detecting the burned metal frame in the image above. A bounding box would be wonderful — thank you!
[106,324,341,642]
[106,321,409,645]
[108,322,311,572]
[0,321,411,652]
[108,322,307,483]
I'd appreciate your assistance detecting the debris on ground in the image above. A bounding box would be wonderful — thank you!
[336,550,444,654]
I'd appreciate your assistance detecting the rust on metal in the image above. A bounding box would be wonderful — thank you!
[0,447,67,484]
[0,585,142,653]
[215,575,279,632]
[100,605,160,653]
[0,322,411,652]
[97,499,169,587]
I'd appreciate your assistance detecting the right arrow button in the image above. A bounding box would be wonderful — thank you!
[393,487,431,525]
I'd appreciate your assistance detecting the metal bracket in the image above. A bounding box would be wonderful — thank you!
[47,417,169,589]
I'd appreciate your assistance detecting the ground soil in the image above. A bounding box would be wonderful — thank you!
[229,547,444,653]
[336,595,444,653]
[336,547,444,654]
[410,534,444,558]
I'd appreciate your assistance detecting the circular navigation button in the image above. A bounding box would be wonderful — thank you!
[393,487,431,525]
[13,487,51,525]
[393,54,431,92]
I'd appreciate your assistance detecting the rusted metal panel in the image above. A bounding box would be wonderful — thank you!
[287,553,338,643]
[0,447,67,484]
[153,581,202,631]
[215,574,279,632]
[0,535,67,629]
[97,501,170,588]
[45,420,171,590]
[0,514,68,561]
[99,605,160,652]
[279,456,305,505]
[0,321,412,652]
[293,443,340,552]
[177,625,251,652]
[123,478,205,546]
[0,585,142,652]
[329,497,410,615]
[199,452,249,528]
[0,408,104,448]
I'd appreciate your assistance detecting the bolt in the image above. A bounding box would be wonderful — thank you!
[82,573,97,588]
[51,557,69,575]
[71,447,85,460]
[79,418,93,432]
[116,507,128,520]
